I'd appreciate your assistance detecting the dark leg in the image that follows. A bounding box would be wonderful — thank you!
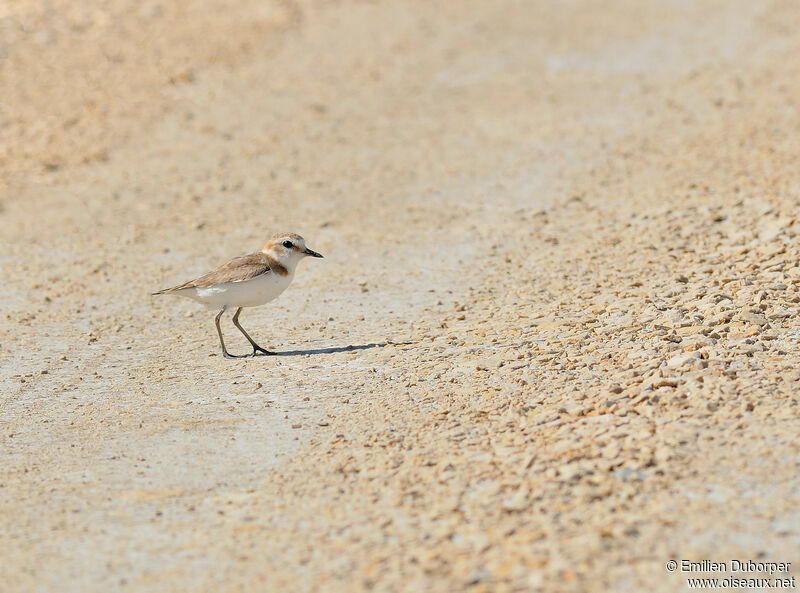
[215,306,245,359]
[232,307,275,356]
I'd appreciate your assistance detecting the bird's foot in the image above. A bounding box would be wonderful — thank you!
[252,346,276,356]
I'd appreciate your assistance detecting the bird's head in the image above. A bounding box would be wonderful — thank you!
[262,232,323,266]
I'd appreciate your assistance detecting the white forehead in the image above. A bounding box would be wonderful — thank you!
[272,233,305,246]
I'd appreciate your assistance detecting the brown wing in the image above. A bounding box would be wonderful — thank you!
[153,252,272,294]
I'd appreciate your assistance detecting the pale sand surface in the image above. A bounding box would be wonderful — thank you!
[2,1,800,591]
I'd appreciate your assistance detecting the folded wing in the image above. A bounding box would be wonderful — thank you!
[153,252,273,295]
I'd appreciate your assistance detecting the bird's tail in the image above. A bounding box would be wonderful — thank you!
[152,279,194,295]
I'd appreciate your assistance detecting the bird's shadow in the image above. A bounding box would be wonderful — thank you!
[272,341,411,357]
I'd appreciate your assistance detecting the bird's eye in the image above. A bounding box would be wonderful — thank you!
[282,240,293,248]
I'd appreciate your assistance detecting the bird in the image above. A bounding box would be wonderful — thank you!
[153,232,323,358]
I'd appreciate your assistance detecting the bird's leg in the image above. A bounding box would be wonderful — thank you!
[215,306,244,359]
[232,307,275,356]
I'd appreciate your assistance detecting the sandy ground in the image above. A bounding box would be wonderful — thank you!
[2,1,800,591]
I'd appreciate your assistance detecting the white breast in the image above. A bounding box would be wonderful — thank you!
[180,271,295,309]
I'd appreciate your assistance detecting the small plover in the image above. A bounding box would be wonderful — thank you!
[153,232,323,358]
